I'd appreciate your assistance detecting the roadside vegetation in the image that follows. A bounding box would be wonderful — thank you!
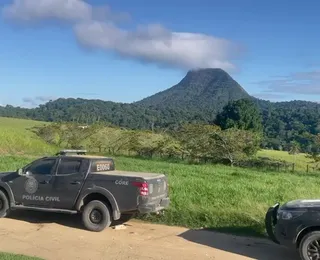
[0,252,43,260]
[0,117,57,156]
[0,111,319,238]
[0,116,319,237]
[1,154,319,237]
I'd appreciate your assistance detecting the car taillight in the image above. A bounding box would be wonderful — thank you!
[132,181,149,196]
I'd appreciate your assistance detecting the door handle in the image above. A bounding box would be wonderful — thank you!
[70,181,80,185]
[39,180,49,184]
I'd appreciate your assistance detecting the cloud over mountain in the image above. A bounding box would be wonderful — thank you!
[2,0,242,72]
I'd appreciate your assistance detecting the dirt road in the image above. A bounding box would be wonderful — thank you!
[0,211,298,260]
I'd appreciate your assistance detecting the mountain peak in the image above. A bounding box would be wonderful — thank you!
[187,67,227,74]
[181,68,233,85]
[136,67,250,114]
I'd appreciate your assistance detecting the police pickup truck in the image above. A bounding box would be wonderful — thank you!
[0,150,170,232]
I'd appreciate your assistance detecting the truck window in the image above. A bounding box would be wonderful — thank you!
[57,158,82,175]
[26,158,56,175]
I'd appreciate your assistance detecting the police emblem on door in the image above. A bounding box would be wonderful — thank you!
[24,177,38,194]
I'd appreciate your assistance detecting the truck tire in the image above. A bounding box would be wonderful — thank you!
[82,200,111,232]
[299,230,320,260]
[0,190,9,218]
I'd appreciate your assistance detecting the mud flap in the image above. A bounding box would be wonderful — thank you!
[265,203,280,244]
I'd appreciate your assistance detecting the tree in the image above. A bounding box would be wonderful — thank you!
[31,122,104,149]
[209,129,261,167]
[306,134,320,163]
[288,141,300,163]
[215,99,263,133]
[130,131,165,158]
[174,124,221,161]
[157,135,182,159]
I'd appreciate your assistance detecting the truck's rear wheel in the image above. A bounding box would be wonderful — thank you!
[0,190,9,218]
[299,231,320,260]
[82,200,111,232]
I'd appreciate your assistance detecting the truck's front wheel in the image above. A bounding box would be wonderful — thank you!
[82,200,111,232]
[0,190,9,218]
[299,231,320,260]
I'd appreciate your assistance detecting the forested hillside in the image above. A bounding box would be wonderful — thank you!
[254,99,320,151]
[1,68,319,152]
[136,68,250,114]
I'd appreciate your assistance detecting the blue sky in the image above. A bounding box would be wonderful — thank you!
[0,0,320,107]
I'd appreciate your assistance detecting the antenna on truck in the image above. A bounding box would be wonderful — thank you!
[56,149,87,156]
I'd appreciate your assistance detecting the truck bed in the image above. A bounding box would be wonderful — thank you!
[93,170,165,180]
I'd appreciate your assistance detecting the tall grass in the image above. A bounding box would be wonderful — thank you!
[113,156,320,236]
[0,117,57,156]
[0,252,43,260]
[0,117,319,237]
[257,149,317,172]
[2,154,319,237]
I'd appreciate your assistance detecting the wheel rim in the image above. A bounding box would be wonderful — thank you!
[307,239,320,260]
[0,199,3,211]
[89,209,103,224]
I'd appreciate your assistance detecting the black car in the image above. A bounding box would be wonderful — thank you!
[0,150,170,232]
[265,200,320,260]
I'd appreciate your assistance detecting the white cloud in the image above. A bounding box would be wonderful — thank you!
[2,0,130,23]
[254,70,320,96]
[2,0,242,71]
[2,0,93,22]
[74,21,240,71]
[22,96,55,107]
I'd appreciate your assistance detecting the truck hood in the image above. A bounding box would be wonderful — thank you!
[281,199,320,210]
[0,171,15,176]
[0,171,16,180]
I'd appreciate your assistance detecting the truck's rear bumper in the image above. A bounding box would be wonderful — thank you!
[138,197,170,214]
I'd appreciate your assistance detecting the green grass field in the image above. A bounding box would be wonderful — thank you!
[0,116,319,239]
[1,154,319,237]
[0,252,43,260]
[257,149,317,172]
[0,117,57,156]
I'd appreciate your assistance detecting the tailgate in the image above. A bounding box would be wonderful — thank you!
[147,175,168,199]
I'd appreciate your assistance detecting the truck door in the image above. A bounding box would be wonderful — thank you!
[50,157,89,209]
[8,157,58,208]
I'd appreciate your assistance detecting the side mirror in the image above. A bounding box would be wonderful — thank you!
[17,168,31,176]
[17,168,23,175]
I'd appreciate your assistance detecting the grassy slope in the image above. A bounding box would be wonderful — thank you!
[0,252,43,260]
[0,117,57,156]
[257,149,317,172]
[0,116,319,238]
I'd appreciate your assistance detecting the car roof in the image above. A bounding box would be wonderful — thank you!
[42,155,113,160]
[66,155,113,159]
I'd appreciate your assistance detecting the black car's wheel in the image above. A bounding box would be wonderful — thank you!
[82,200,111,232]
[0,190,9,218]
[299,231,320,260]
